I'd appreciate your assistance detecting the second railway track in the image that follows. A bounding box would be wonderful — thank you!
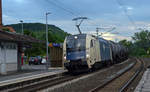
[90,58,144,92]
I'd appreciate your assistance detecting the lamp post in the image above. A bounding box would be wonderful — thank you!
[20,20,24,67]
[20,20,24,35]
[46,12,51,70]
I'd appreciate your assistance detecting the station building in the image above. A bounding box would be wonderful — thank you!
[0,30,40,75]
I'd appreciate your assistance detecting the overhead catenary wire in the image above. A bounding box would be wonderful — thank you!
[44,0,132,38]
[45,0,78,17]
[45,0,101,30]
[45,0,119,35]
[51,0,82,16]
[51,0,101,30]
[45,0,97,33]
[115,0,137,29]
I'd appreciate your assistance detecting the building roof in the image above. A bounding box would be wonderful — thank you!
[0,30,42,43]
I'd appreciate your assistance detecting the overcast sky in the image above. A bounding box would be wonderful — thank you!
[2,0,150,41]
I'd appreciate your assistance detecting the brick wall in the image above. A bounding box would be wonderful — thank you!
[0,0,2,28]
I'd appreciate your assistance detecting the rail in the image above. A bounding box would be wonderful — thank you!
[0,71,67,91]
[119,58,144,92]
[89,61,136,92]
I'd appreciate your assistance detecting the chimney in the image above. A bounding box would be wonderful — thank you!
[0,0,15,32]
[0,0,2,28]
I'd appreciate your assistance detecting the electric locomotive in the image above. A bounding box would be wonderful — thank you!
[63,34,113,73]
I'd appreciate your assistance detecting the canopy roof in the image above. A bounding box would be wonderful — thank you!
[0,30,42,43]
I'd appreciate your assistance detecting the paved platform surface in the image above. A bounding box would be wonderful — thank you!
[134,68,150,92]
[0,67,66,87]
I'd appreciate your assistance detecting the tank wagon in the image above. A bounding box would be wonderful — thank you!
[63,34,128,73]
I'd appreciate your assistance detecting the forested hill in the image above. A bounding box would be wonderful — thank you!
[6,23,63,32]
[6,23,70,43]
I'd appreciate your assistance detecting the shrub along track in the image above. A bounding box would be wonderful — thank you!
[89,58,143,92]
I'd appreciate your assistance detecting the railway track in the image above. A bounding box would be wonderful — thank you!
[13,66,118,92]
[0,59,135,92]
[0,72,68,92]
[38,59,135,92]
[89,58,144,92]
[12,74,75,92]
[119,59,144,92]
[11,68,109,92]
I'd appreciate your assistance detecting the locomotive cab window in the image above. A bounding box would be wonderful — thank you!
[90,40,93,48]
[66,37,86,52]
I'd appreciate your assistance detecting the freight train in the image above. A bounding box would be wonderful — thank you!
[63,34,128,73]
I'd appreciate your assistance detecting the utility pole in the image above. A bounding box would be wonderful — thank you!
[46,12,51,70]
[96,28,98,37]
[20,20,24,35]
[20,20,24,68]
[72,17,88,34]
[96,27,116,36]
[96,27,101,37]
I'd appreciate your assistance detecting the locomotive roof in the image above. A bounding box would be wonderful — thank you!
[98,37,109,44]
[67,34,86,39]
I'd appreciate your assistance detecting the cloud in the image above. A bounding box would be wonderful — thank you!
[119,6,133,10]
[101,33,132,42]
[3,0,150,41]
[127,6,133,10]
[86,30,132,42]
[3,13,149,42]
[3,14,18,24]
[14,0,25,3]
[48,20,76,34]
[46,17,139,38]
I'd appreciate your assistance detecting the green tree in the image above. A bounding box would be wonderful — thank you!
[128,30,150,56]
[119,39,132,48]
[6,23,70,56]
[132,30,150,52]
[119,30,150,57]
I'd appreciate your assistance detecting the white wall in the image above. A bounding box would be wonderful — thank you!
[0,42,18,73]
[6,45,18,72]
[6,46,17,63]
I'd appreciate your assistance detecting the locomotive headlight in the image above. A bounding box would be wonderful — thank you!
[86,54,90,58]
[74,36,78,39]
[64,56,66,60]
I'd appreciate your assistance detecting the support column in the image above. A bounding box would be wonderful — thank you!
[1,45,7,75]
[17,44,22,71]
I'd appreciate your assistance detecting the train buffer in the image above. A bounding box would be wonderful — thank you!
[0,68,67,91]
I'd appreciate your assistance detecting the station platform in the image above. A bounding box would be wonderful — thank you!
[0,67,67,87]
[134,68,150,92]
